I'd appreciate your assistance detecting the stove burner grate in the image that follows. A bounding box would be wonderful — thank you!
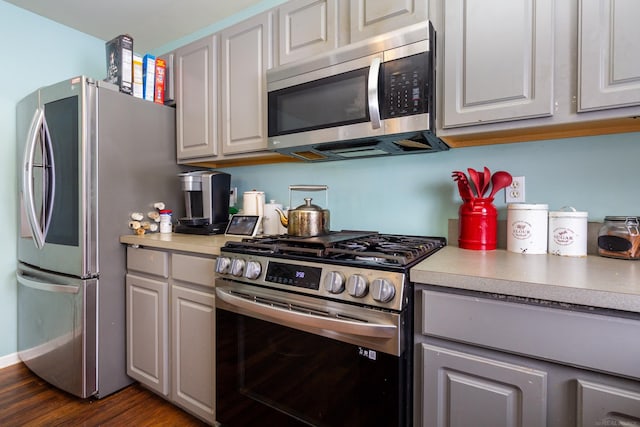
[223,232,445,267]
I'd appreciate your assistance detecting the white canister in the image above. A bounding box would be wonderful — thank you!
[548,207,588,257]
[243,190,265,234]
[507,204,549,254]
[263,200,287,235]
[243,190,265,216]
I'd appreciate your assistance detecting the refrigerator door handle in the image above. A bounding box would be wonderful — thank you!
[17,269,80,294]
[22,107,56,249]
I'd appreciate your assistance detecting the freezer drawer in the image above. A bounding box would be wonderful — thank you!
[17,264,97,398]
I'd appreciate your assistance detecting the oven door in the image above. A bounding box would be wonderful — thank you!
[215,281,411,427]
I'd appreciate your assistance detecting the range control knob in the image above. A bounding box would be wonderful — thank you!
[346,274,368,298]
[244,260,262,280]
[230,258,246,277]
[371,278,395,303]
[324,271,345,294]
[215,257,231,274]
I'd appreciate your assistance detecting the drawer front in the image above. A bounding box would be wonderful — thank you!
[127,247,169,278]
[419,290,640,380]
[577,380,640,427]
[171,253,216,287]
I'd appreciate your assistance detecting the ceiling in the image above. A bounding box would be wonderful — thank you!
[6,0,265,52]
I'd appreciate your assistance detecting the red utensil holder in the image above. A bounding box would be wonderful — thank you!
[458,198,497,250]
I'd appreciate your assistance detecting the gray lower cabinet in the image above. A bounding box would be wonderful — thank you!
[126,247,216,425]
[415,287,640,426]
[126,273,169,396]
[420,343,547,427]
[126,247,170,396]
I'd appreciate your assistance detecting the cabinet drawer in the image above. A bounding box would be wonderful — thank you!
[577,380,640,427]
[127,247,169,278]
[171,253,215,287]
[419,290,640,380]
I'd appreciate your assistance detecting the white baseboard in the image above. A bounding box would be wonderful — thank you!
[0,353,21,369]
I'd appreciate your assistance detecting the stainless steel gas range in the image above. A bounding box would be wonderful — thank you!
[214,231,445,427]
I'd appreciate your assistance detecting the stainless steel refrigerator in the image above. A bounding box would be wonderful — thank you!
[16,76,185,398]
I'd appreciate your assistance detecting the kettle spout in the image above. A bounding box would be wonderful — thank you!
[275,208,288,227]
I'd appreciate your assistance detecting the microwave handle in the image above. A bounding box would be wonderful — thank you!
[367,57,382,129]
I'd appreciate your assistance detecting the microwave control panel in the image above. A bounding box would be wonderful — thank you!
[382,52,430,119]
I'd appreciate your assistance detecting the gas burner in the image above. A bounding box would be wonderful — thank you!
[223,231,446,269]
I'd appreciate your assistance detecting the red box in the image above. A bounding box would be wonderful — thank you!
[154,58,166,104]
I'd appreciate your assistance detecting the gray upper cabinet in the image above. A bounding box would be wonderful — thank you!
[220,12,274,155]
[350,0,429,43]
[442,0,555,128]
[578,0,640,112]
[278,0,341,65]
[175,35,219,161]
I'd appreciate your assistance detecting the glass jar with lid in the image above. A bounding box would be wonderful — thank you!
[597,216,640,259]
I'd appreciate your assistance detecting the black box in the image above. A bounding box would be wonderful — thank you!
[105,34,134,95]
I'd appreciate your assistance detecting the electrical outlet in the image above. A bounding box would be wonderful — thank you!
[505,176,526,203]
[230,187,238,206]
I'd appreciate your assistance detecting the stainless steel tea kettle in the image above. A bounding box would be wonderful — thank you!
[276,185,329,237]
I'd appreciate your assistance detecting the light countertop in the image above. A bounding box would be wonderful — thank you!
[410,246,640,313]
[119,232,241,256]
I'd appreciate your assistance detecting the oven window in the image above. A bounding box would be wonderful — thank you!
[43,96,79,246]
[216,308,408,426]
[268,67,369,137]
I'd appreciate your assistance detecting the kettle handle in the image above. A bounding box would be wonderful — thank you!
[288,185,329,208]
[289,185,328,192]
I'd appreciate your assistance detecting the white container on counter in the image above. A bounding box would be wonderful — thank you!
[507,204,549,254]
[263,200,287,235]
[548,207,588,257]
[243,190,265,234]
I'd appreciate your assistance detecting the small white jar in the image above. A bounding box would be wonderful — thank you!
[159,209,173,234]
[507,204,549,254]
[548,207,588,257]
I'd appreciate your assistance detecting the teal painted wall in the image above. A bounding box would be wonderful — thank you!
[219,132,640,236]
[1,0,639,361]
[0,0,105,359]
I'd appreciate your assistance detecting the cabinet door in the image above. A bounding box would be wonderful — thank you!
[420,343,547,427]
[578,0,640,111]
[171,285,215,424]
[442,0,554,128]
[350,0,428,43]
[220,12,273,155]
[278,0,340,65]
[126,273,169,396]
[175,34,219,160]
[577,380,640,427]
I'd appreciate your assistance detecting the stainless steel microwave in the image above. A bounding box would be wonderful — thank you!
[267,21,447,162]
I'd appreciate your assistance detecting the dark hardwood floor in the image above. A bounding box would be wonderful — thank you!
[0,362,208,426]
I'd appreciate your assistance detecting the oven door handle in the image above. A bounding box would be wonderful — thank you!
[216,288,397,338]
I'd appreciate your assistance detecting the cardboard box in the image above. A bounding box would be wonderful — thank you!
[132,54,143,99]
[105,34,133,95]
[154,57,166,104]
[143,54,156,101]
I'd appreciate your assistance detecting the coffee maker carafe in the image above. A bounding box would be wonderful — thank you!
[175,171,230,235]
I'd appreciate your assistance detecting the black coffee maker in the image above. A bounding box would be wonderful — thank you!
[175,171,230,235]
